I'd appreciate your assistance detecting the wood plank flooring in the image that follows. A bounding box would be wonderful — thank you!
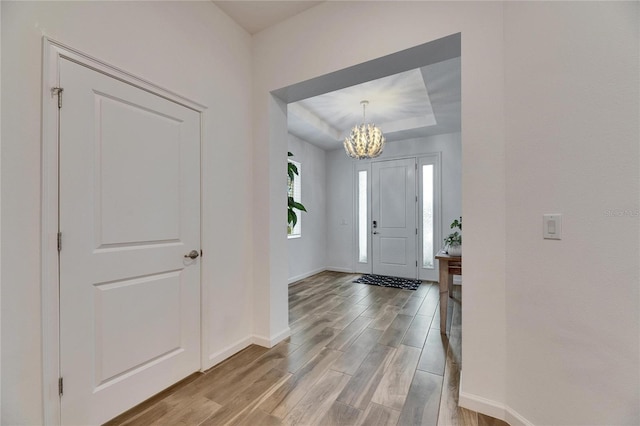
[106,271,509,426]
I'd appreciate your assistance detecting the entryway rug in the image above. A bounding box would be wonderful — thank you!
[353,274,422,291]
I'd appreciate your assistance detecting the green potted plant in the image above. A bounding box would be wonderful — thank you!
[444,216,462,256]
[287,152,306,233]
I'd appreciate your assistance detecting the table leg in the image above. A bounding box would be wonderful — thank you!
[448,272,454,298]
[439,259,449,334]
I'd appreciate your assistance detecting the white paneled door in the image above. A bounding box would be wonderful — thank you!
[372,158,417,279]
[59,58,201,425]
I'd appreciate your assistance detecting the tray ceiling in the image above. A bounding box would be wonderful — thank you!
[288,56,461,151]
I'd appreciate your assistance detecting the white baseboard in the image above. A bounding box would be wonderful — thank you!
[204,327,292,370]
[205,335,253,370]
[288,267,326,285]
[252,327,291,348]
[505,406,536,426]
[325,266,353,273]
[459,391,506,421]
[459,391,534,426]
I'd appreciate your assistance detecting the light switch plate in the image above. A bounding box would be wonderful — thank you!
[543,214,562,240]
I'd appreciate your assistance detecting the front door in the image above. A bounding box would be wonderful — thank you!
[59,58,201,425]
[372,158,417,278]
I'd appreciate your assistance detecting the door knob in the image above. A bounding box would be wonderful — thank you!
[373,231,379,235]
[184,250,200,259]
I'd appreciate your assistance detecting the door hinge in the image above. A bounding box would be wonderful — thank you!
[51,87,64,109]
[416,260,418,267]
[200,249,203,258]
[416,228,418,235]
[58,377,63,396]
[416,195,418,202]
[57,232,62,252]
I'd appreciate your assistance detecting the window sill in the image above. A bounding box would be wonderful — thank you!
[288,234,301,239]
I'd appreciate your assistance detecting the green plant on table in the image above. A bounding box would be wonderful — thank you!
[444,216,462,247]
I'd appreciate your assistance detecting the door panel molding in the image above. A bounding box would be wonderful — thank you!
[41,38,206,425]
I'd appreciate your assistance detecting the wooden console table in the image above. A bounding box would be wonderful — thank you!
[435,250,462,334]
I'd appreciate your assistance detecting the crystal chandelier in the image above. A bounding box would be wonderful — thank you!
[344,100,385,159]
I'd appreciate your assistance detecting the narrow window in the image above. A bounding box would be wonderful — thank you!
[358,170,367,262]
[288,160,302,237]
[422,164,434,268]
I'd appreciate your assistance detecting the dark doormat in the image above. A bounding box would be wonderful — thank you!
[353,274,422,291]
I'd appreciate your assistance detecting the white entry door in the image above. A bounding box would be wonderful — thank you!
[372,158,417,278]
[59,58,201,425]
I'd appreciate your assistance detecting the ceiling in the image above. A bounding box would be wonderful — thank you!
[211,2,461,151]
[288,57,461,151]
[213,1,323,34]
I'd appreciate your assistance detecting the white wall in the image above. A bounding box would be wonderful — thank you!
[325,148,354,272]
[0,4,3,420]
[253,2,639,424]
[326,133,462,273]
[1,2,252,424]
[287,134,327,283]
[503,2,639,425]
[3,2,637,424]
[253,0,507,415]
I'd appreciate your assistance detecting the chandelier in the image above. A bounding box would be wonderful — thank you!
[343,100,385,159]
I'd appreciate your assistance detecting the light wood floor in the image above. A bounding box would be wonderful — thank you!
[106,271,509,426]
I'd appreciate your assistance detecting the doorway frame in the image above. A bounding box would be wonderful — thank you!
[352,152,443,280]
[40,38,207,425]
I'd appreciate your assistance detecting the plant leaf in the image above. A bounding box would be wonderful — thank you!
[288,209,298,227]
[291,201,306,212]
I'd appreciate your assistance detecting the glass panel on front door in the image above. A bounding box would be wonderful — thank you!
[422,164,434,269]
[358,170,368,263]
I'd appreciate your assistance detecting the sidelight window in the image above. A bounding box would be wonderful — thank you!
[288,160,302,237]
[422,164,434,268]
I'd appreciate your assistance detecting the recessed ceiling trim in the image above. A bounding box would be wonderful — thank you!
[288,103,342,141]
[273,33,461,103]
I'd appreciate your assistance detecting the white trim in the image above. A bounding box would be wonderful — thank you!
[252,327,291,348]
[0,3,3,417]
[326,266,354,274]
[459,391,535,426]
[45,39,205,112]
[205,336,253,370]
[198,98,209,403]
[42,37,62,426]
[206,328,294,371]
[505,407,537,426]
[288,267,326,285]
[458,391,506,421]
[41,37,207,425]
